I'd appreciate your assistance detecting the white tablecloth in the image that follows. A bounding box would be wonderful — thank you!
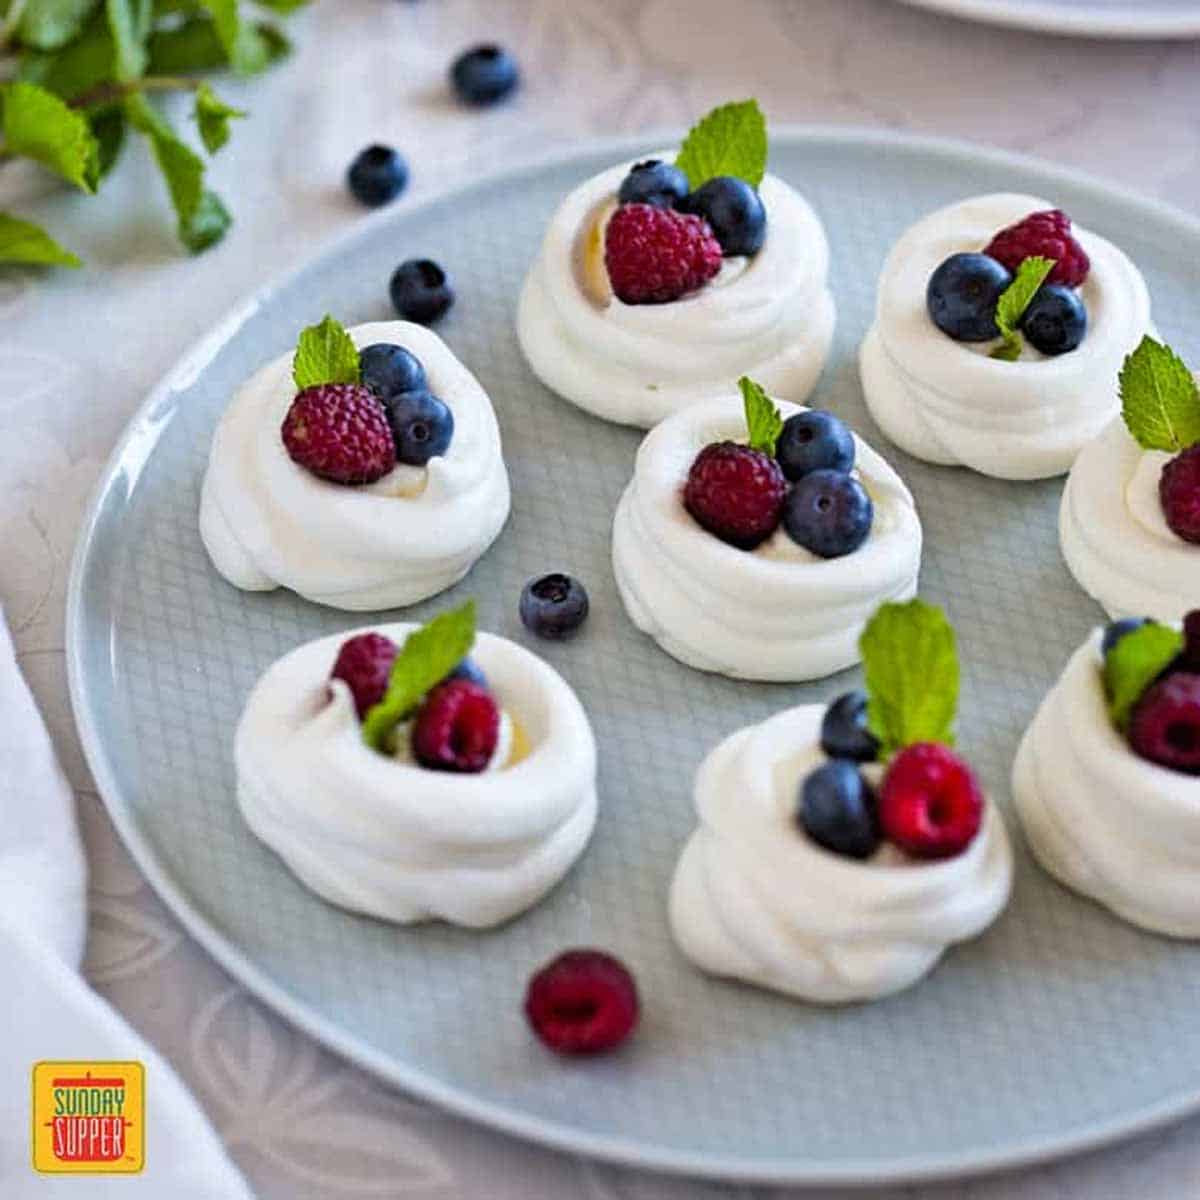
[6,1,1200,1194]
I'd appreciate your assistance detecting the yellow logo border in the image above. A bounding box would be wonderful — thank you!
[31,1060,145,1175]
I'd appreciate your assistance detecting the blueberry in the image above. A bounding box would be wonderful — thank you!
[782,469,873,559]
[519,573,589,640]
[448,657,488,688]
[820,691,880,763]
[390,259,455,325]
[358,343,426,399]
[384,390,454,465]
[676,176,766,257]
[926,252,1012,342]
[450,44,519,106]
[618,160,689,209]
[346,145,408,208]
[1020,284,1087,356]
[775,410,855,482]
[1101,617,1153,657]
[798,760,880,860]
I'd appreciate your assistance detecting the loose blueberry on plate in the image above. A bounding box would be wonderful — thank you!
[525,950,640,1055]
[384,390,455,465]
[359,343,426,399]
[677,176,766,257]
[520,573,590,639]
[926,252,1012,342]
[798,760,880,859]
[820,691,880,763]
[1020,285,1087,357]
[775,410,855,481]
[390,259,455,325]
[1101,617,1152,657]
[450,44,519,106]
[682,441,786,549]
[347,144,409,208]
[782,469,873,558]
[617,159,689,209]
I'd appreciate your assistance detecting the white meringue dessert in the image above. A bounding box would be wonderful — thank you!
[1061,340,1200,623]
[670,704,1013,1004]
[612,392,922,681]
[860,193,1151,480]
[517,105,834,428]
[1013,623,1200,937]
[200,319,510,611]
[236,619,598,929]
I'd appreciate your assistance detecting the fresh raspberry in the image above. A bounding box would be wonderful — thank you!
[982,209,1090,288]
[411,678,499,773]
[879,743,983,860]
[330,632,397,719]
[281,383,396,484]
[683,441,786,549]
[1159,444,1200,544]
[524,950,640,1055]
[1129,672,1200,775]
[604,203,722,304]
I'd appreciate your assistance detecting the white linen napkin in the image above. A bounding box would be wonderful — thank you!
[0,611,255,1197]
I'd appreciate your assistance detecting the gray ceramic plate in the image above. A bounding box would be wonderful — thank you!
[67,129,1200,1186]
[895,0,1200,37]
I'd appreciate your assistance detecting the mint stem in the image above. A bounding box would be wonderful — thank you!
[69,76,202,110]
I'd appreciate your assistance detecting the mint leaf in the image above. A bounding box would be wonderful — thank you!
[1,80,99,191]
[125,93,230,252]
[362,602,478,753]
[89,105,125,176]
[193,82,244,153]
[17,0,99,51]
[104,0,151,80]
[860,599,959,759]
[1103,622,1182,732]
[990,255,1054,362]
[148,16,289,74]
[18,11,116,101]
[196,0,279,74]
[0,210,81,267]
[1119,336,1200,453]
[675,99,767,190]
[739,375,782,455]
[292,315,360,390]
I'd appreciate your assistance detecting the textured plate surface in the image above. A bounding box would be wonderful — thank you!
[894,0,1200,37]
[68,130,1200,1185]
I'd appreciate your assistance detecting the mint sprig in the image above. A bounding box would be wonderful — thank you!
[1103,621,1182,732]
[0,211,81,267]
[675,99,767,191]
[739,375,783,456]
[361,602,478,753]
[1119,336,1200,453]
[860,599,959,760]
[990,255,1055,362]
[292,315,361,391]
[1,80,99,192]
[193,82,244,154]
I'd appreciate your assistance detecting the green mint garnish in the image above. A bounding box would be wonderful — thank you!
[740,375,783,456]
[292,314,360,391]
[1103,621,1182,732]
[0,211,81,268]
[361,601,478,753]
[990,255,1055,362]
[1119,336,1200,453]
[1,80,99,194]
[860,599,959,760]
[675,99,767,191]
[193,83,246,155]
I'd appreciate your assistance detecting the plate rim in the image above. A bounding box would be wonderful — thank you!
[893,0,1200,38]
[66,124,1200,1187]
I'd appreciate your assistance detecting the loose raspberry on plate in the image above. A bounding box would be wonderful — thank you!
[411,678,500,773]
[281,383,396,484]
[1159,444,1200,544]
[524,949,640,1055]
[330,632,397,719]
[983,209,1090,288]
[604,202,722,305]
[879,742,983,860]
[683,441,786,549]
[1129,672,1200,775]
